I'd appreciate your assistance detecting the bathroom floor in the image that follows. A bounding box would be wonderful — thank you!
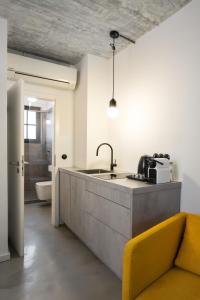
[0,204,121,300]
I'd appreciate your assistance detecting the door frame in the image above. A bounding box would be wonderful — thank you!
[24,91,58,226]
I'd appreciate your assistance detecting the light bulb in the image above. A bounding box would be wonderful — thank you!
[107,98,119,118]
[107,106,119,118]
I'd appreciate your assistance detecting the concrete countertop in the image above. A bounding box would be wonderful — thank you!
[59,167,181,194]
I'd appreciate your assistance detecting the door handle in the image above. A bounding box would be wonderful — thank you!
[21,156,24,177]
[9,161,20,166]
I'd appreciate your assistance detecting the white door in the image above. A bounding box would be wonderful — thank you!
[7,80,24,256]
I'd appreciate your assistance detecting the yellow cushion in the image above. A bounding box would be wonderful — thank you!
[135,267,200,300]
[175,214,200,275]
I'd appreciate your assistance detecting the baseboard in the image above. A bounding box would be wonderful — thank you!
[0,251,10,262]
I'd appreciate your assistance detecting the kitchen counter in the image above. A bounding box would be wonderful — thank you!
[60,167,181,194]
[59,167,181,278]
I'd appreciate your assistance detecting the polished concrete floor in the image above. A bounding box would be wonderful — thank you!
[0,204,121,300]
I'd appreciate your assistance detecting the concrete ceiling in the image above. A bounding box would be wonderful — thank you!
[0,0,191,65]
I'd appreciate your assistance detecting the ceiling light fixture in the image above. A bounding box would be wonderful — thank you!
[107,31,135,119]
[27,97,38,103]
[46,119,51,125]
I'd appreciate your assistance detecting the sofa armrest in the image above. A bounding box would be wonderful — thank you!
[122,213,186,300]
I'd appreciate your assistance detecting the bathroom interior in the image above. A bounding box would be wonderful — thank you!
[24,97,54,207]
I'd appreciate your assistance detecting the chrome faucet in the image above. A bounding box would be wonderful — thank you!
[96,143,117,172]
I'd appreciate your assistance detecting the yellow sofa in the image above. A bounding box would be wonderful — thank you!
[122,213,200,300]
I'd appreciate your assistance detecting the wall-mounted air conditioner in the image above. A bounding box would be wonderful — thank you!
[7,53,77,90]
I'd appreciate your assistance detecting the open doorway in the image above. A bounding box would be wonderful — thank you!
[8,79,72,256]
[24,96,55,217]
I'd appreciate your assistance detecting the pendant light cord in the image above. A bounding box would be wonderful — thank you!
[111,38,115,99]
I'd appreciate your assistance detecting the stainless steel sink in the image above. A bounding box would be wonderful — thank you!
[77,169,111,174]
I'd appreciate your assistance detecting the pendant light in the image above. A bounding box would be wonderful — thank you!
[107,31,135,119]
[107,31,119,118]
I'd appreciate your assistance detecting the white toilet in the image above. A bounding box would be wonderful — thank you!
[35,181,52,201]
[35,165,52,201]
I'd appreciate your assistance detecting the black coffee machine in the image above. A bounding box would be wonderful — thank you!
[127,153,170,182]
[126,155,150,181]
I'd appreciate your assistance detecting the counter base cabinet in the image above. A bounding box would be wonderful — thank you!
[84,191,131,238]
[86,180,131,208]
[59,172,129,278]
[70,176,85,238]
[132,187,181,236]
[59,172,70,227]
[82,212,127,277]
[59,169,181,279]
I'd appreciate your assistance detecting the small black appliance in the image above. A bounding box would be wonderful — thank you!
[127,153,171,183]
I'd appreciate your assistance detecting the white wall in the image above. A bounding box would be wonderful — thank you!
[74,56,88,168]
[87,55,110,169]
[0,18,10,262]
[74,54,110,169]
[108,0,200,213]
